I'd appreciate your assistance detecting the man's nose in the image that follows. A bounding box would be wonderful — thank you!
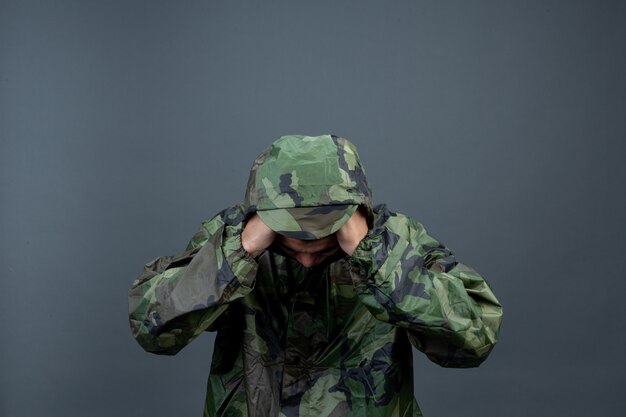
[296,254,317,268]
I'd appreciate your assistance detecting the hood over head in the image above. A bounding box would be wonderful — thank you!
[244,134,372,240]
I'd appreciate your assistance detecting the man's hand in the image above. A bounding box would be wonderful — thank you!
[241,214,276,258]
[336,208,369,256]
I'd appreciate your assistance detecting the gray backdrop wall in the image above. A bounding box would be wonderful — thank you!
[2,1,625,416]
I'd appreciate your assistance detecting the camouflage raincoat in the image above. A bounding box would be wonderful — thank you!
[128,135,502,416]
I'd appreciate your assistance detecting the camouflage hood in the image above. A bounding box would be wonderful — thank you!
[244,134,373,239]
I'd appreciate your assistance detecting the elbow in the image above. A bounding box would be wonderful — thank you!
[129,318,185,356]
[132,332,185,356]
[445,317,501,368]
[414,320,501,368]
[439,306,503,368]
[428,339,498,369]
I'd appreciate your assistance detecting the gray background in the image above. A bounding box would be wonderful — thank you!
[1,1,625,416]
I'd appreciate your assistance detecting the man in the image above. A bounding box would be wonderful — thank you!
[128,134,502,417]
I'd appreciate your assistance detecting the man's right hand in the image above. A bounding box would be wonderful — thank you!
[241,214,276,258]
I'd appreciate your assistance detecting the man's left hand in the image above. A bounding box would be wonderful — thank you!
[336,208,368,256]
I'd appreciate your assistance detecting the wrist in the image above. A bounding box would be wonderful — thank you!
[241,235,263,258]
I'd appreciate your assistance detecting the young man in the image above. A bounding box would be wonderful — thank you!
[128,134,502,417]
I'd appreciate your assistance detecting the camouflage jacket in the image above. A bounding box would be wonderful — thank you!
[128,204,502,417]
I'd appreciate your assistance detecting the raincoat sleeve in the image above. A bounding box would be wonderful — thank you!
[128,205,257,355]
[349,206,502,368]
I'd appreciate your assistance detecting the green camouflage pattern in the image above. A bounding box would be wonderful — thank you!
[128,204,502,416]
[245,135,372,239]
[257,204,358,240]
